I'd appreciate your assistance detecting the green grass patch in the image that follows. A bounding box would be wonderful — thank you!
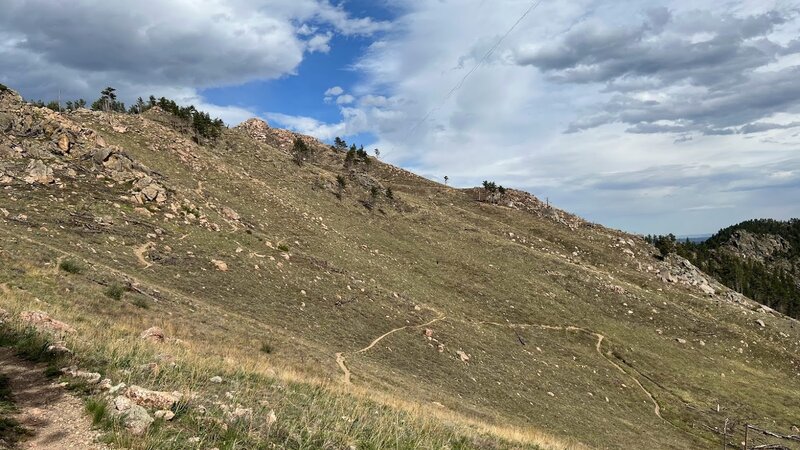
[85,397,108,426]
[259,341,273,354]
[59,259,84,274]
[104,283,126,301]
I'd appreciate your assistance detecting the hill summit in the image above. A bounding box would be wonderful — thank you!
[0,85,798,449]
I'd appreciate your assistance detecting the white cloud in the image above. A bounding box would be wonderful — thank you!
[0,0,386,120]
[324,86,345,96]
[291,0,800,234]
[336,94,355,105]
[307,32,333,53]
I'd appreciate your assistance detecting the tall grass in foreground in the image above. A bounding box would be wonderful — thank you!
[0,266,581,450]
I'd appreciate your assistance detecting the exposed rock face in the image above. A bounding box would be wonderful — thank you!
[724,230,791,262]
[657,255,718,296]
[24,159,54,184]
[236,118,270,139]
[235,117,324,152]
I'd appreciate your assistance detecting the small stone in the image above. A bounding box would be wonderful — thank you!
[211,259,228,271]
[154,410,175,421]
[456,350,470,362]
[755,319,766,327]
[266,409,277,426]
[210,376,223,383]
[140,326,165,343]
[676,338,687,344]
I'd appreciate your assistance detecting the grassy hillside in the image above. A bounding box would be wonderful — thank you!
[1,87,799,449]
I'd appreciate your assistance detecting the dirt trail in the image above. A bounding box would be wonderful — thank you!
[336,314,446,384]
[481,321,664,420]
[133,242,155,269]
[0,348,108,450]
[356,315,446,354]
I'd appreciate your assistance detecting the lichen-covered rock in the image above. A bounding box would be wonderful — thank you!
[125,385,181,409]
[111,395,153,435]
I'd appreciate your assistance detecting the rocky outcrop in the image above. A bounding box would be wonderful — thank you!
[723,230,791,262]
[23,159,54,184]
[657,255,718,296]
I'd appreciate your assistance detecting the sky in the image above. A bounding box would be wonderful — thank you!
[2,0,800,235]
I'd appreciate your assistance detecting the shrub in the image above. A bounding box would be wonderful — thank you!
[0,83,7,92]
[104,283,126,301]
[336,175,346,189]
[277,244,289,252]
[386,187,394,199]
[260,341,274,354]
[59,259,84,274]
[132,297,149,309]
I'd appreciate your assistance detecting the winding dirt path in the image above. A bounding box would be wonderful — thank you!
[356,316,446,354]
[0,348,108,450]
[481,321,663,420]
[336,314,446,384]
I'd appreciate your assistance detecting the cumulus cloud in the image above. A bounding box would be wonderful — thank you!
[515,7,800,135]
[325,86,345,96]
[0,0,387,122]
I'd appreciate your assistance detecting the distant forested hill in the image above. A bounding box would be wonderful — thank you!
[647,219,800,318]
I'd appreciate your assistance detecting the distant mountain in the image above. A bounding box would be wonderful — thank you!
[677,234,712,244]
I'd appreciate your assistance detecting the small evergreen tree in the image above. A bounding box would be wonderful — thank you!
[292,138,312,165]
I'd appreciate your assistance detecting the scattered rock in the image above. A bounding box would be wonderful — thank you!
[699,283,715,295]
[676,338,687,344]
[23,159,54,184]
[154,410,175,421]
[211,259,228,271]
[125,385,181,410]
[140,326,165,343]
[229,407,252,421]
[56,134,72,153]
[221,206,240,221]
[456,350,470,362]
[266,409,277,427]
[19,310,75,334]
[755,319,766,328]
[210,376,223,383]
[61,367,102,384]
[111,395,153,435]
[46,342,72,355]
